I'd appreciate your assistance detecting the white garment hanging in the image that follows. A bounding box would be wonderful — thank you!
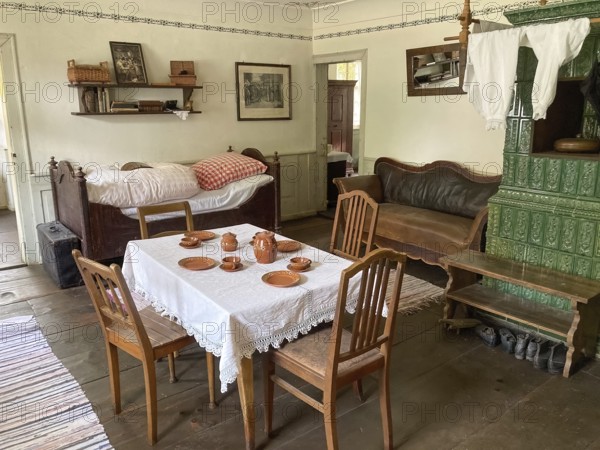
[463,28,523,130]
[472,20,512,33]
[522,18,590,120]
[464,17,590,129]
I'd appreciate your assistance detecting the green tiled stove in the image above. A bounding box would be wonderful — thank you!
[485,0,600,355]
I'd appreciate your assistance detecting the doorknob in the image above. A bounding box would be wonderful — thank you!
[12,153,16,158]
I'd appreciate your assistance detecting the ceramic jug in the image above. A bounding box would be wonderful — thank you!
[221,232,238,252]
[253,231,277,264]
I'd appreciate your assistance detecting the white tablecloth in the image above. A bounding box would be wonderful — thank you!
[121,223,358,392]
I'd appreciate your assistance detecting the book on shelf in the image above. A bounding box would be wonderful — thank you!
[110,101,139,112]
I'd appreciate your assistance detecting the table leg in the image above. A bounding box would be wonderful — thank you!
[238,357,255,450]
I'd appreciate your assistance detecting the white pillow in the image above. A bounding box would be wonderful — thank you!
[85,162,200,208]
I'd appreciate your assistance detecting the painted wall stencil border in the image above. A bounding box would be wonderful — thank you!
[314,0,569,41]
[0,1,311,40]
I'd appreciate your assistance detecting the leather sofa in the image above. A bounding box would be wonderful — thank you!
[333,158,502,266]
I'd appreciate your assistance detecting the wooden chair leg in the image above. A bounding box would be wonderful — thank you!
[352,379,365,403]
[168,353,178,383]
[263,353,275,436]
[323,392,338,450]
[206,351,217,409]
[378,367,393,450]
[143,360,158,445]
[106,342,121,414]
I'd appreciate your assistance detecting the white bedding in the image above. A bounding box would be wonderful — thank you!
[85,163,200,208]
[120,174,273,220]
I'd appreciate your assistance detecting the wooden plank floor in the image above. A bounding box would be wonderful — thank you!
[3,216,600,449]
[0,210,23,269]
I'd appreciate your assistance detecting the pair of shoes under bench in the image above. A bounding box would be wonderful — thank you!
[474,325,499,347]
[498,328,516,353]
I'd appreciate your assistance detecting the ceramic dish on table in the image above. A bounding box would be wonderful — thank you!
[179,236,200,249]
[277,240,301,253]
[261,270,301,288]
[220,256,243,272]
[185,231,217,241]
[288,257,312,272]
[178,257,216,271]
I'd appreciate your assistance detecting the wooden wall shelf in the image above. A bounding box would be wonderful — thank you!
[71,111,202,116]
[68,83,202,116]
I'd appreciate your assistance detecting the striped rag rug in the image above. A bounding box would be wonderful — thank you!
[395,273,444,315]
[0,315,113,450]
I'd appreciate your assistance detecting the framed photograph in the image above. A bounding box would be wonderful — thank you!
[235,62,291,120]
[109,41,148,85]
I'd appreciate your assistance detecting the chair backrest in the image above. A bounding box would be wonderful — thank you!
[326,248,406,380]
[329,190,379,261]
[137,201,194,239]
[72,249,152,355]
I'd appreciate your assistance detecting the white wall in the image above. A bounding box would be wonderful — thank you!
[313,0,516,171]
[4,0,316,168]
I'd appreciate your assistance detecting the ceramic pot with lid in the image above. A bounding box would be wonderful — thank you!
[221,232,238,252]
[253,231,277,264]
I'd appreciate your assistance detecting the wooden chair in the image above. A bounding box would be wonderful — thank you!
[263,248,406,450]
[329,190,380,400]
[329,190,379,261]
[72,249,216,445]
[137,201,195,364]
[137,201,194,239]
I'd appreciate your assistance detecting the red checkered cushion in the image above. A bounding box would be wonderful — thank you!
[192,153,268,190]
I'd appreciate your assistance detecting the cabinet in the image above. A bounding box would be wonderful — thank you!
[69,83,202,116]
[441,250,600,378]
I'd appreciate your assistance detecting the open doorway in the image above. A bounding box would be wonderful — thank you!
[0,34,27,269]
[327,61,361,176]
[314,49,367,215]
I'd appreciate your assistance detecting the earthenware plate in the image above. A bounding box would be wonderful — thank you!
[277,240,301,253]
[178,257,216,271]
[219,263,244,272]
[185,231,217,241]
[262,270,301,288]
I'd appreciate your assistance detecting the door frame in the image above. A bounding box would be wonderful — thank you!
[313,49,367,211]
[0,34,33,265]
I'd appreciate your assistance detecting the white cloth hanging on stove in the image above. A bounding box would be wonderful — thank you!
[464,18,590,130]
[522,18,591,120]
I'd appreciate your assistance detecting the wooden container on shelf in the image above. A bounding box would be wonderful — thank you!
[169,60,197,86]
[138,100,164,112]
[67,60,110,84]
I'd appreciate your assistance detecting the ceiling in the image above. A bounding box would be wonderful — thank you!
[237,0,359,8]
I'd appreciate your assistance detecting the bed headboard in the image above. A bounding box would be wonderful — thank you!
[241,147,281,232]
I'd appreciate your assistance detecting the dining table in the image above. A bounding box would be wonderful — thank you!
[121,223,360,449]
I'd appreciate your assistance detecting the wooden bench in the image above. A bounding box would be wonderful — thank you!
[441,251,600,377]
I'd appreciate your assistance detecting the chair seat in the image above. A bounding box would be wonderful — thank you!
[107,306,193,352]
[272,327,384,386]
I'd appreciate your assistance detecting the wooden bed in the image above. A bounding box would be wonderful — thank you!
[49,148,281,261]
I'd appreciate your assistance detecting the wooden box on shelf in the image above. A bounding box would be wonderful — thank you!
[169,60,197,86]
[138,100,164,113]
[67,60,110,84]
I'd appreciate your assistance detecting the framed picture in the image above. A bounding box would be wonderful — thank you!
[235,62,291,120]
[109,41,148,85]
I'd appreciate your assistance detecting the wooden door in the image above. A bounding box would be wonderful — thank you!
[327,80,356,155]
